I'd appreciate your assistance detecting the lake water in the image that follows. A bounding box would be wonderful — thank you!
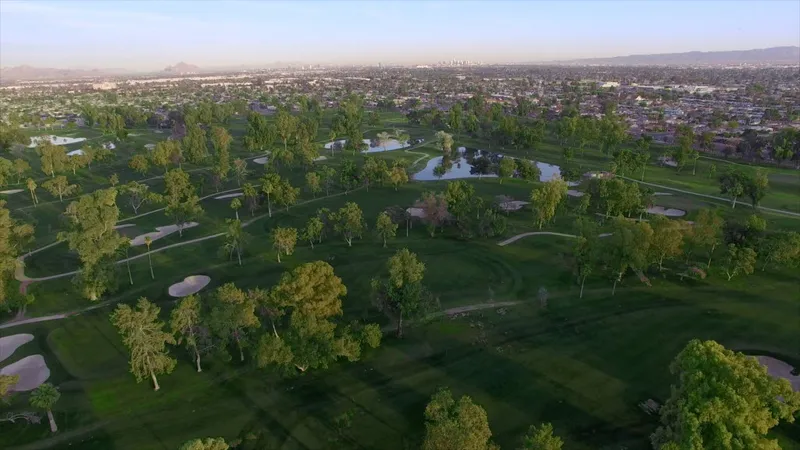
[28,135,87,148]
[324,139,408,153]
[413,150,570,184]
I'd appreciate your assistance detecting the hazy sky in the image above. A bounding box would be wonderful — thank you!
[1,0,798,69]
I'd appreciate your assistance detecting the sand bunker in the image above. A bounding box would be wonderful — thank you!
[0,334,34,363]
[406,207,426,219]
[498,201,529,212]
[647,206,686,217]
[583,171,612,179]
[756,356,800,391]
[169,275,211,297]
[215,192,244,200]
[0,189,24,195]
[0,355,50,392]
[130,222,199,246]
[144,144,156,150]
[658,156,678,167]
[314,156,327,161]
[253,156,269,164]
[567,190,585,197]
[66,149,85,157]
[28,135,86,148]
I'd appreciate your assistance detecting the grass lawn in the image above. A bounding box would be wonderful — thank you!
[2,114,799,449]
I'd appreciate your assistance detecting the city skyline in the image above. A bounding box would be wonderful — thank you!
[1,0,799,70]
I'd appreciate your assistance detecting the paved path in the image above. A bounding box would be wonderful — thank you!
[497,231,579,246]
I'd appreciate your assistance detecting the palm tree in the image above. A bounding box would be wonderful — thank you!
[29,383,60,433]
[328,129,338,156]
[222,219,246,266]
[230,197,242,220]
[144,236,154,279]
[26,178,38,206]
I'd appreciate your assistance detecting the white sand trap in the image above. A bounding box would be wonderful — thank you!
[104,142,116,150]
[169,275,211,297]
[129,222,199,246]
[406,207,426,219]
[0,355,50,392]
[567,190,585,197]
[314,156,327,161]
[144,144,156,150]
[583,171,612,179]
[215,192,244,200]
[113,223,136,230]
[66,149,85,157]
[0,189,24,195]
[154,130,164,134]
[0,334,34,363]
[658,156,678,167]
[647,206,686,217]
[498,201,529,212]
[756,356,800,391]
[28,135,86,148]
[253,156,269,164]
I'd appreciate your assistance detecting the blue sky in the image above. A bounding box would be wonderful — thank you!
[1,0,798,69]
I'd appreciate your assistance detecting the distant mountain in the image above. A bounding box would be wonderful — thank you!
[163,62,200,74]
[551,46,800,66]
[0,65,117,81]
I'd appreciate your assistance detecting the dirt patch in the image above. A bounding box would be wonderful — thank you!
[168,275,211,297]
[0,334,34,362]
[0,354,50,392]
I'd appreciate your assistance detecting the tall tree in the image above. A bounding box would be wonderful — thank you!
[371,248,436,337]
[497,157,516,183]
[721,244,757,281]
[129,154,150,176]
[691,209,724,268]
[435,130,454,156]
[180,438,229,450]
[59,188,127,271]
[520,423,563,450]
[275,109,297,152]
[222,219,247,266]
[652,340,800,450]
[602,217,653,295]
[271,227,298,263]
[305,171,321,198]
[29,383,60,433]
[163,169,203,236]
[38,143,67,177]
[121,181,154,214]
[209,283,260,362]
[170,294,204,372]
[649,216,686,270]
[422,388,494,450]
[242,183,259,216]
[332,202,366,246]
[530,177,568,229]
[25,178,38,206]
[232,158,248,186]
[151,141,174,174]
[259,172,282,217]
[375,211,398,247]
[744,169,769,208]
[302,216,324,249]
[42,175,77,202]
[718,169,747,209]
[110,298,177,391]
[183,125,208,164]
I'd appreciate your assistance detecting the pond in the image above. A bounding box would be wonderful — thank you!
[28,135,87,148]
[413,148,573,183]
[324,138,408,153]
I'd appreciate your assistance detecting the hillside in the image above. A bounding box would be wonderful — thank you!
[553,46,800,66]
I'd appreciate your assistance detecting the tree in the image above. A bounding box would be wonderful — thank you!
[243,111,274,153]
[59,188,127,270]
[121,181,153,214]
[419,191,449,237]
[275,110,297,152]
[26,178,38,205]
[530,177,568,229]
[151,140,175,174]
[110,298,177,391]
[230,198,242,220]
[12,158,30,183]
[649,216,686,270]
[339,160,360,193]
[422,388,494,450]
[38,143,67,177]
[332,202,366,246]
[603,218,653,295]
[209,283,260,362]
[721,244,757,281]
[320,165,337,195]
[371,248,436,337]
[691,209,724,268]
[573,219,600,299]
[305,171,321,198]
[183,125,208,164]
[275,179,299,211]
[388,163,409,191]
[29,383,60,433]
[520,423,563,450]
[260,172,282,217]
[376,131,392,152]
[272,227,298,263]
[180,438,229,450]
[222,219,247,266]
[759,231,800,271]
[302,216,324,249]
[170,294,204,372]
[129,154,150,176]
[515,159,540,182]
[0,374,19,402]
[718,169,747,208]
[497,157,515,183]
[242,183,259,216]
[109,173,119,187]
[435,130,454,156]
[375,211,398,247]
[232,158,248,186]
[163,169,203,236]
[744,169,769,208]
[179,437,229,450]
[651,339,800,450]
[144,236,154,279]
[211,126,232,189]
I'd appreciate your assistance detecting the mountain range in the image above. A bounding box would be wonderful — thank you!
[549,46,800,66]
